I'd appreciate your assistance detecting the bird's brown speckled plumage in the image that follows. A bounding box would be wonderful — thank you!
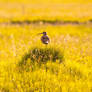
[40,32,50,44]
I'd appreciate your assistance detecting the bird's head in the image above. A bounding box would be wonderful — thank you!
[42,32,47,35]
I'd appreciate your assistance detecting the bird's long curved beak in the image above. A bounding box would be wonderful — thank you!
[37,33,43,35]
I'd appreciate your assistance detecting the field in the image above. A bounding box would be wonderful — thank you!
[0,0,92,92]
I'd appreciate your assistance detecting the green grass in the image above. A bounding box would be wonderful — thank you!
[18,47,64,72]
[0,24,92,91]
[20,47,63,62]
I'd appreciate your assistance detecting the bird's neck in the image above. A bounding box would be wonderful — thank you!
[43,34,46,36]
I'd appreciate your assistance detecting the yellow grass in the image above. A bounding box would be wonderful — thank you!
[0,24,92,91]
[0,2,92,22]
[0,0,92,91]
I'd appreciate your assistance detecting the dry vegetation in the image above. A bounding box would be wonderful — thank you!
[0,0,92,22]
[0,24,92,92]
[0,0,92,92]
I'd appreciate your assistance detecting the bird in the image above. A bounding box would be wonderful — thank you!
[39,32,50,45]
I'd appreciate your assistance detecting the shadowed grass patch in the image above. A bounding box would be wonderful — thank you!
[18,47,64,71]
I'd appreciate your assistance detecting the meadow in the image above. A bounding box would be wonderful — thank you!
[0,0,92,92]
[0,0,92,22]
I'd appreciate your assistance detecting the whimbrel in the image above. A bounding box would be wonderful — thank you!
[39,32,50,45]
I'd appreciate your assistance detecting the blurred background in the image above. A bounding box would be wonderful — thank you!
[0,0,92,23]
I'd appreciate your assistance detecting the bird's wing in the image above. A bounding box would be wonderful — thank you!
[42,35,50,41]
[41,35,50,44]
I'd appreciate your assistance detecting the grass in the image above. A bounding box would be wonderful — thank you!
[0,2,92,22]
[21,47,64,62]
[1,0,92,3]
[0,24,92,91]
[0,0,92,91]
[18,46,64,72]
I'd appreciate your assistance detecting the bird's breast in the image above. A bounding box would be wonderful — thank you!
[41,35,50,44]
